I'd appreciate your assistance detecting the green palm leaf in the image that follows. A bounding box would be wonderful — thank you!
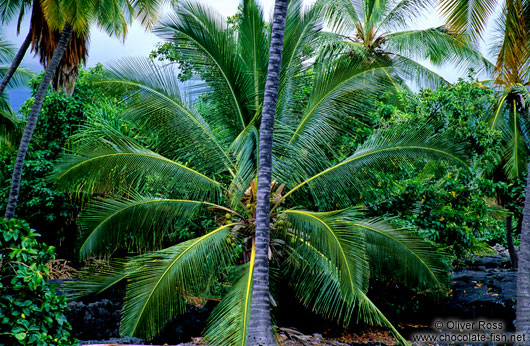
[228,122,258,210]
[283,232,410,345]
[238,0,268,113]
[121,223,236,340]
[385,27,493,73]
[377,0,433,31]
[439,0,499,41]
[355,217,449,290]
[278,122,468,207]
[0,105,21,148]
[0,65,33,89]
[52,140,220,200]
[204,246,255,346]
[92,58,235,174]
[154,0,252,132]
[64,259,131,300]
[274,54,394,186]
[282,209,370,295]
[276,0,323,120]
[389,53,451,89]
[78,195,236,258]
[501,99,530,179]
[319,0,362,34]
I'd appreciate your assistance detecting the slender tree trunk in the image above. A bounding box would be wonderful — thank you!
[516,161,530,345]
[506,215,518,268]
[247,0,288,345]
[4,23,73,220]
[0,30,32,96]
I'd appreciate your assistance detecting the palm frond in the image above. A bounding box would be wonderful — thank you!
[121,223,235,340]
[501,99,530,179]
[52,140,221,200]
[63,259,130,300]
[282,209,370,295]
[389,54,450,89]
[204,246,255,346]
[78,195,235,258]
[354,217,449,290]
[93,58,235,174]
[0,104,21,148]
[277,122,468,207]
[385,27,493,73]
[283,231,409,345]
[274,54,394,186]
[228,121,258,210]
[239,0,268,113]
[439,0,499,41]
[363,0,391,29]
[0,65,34,89]
[0,31,17,61]
[154,0,253,131]
[318,0,362,35]
[277,0,323,120]
[0,0,28,25]
[377,0,433,31]
[492,1,529,85]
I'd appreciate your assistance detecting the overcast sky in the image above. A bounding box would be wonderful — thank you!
[2,0,478,110]
[3,0,293,71]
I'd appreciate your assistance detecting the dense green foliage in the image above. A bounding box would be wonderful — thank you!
[0,218,76,345]
[0,65,122,258]
[360,80,510,257]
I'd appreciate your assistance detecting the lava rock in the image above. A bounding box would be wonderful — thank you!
[79,336,143,344]
[447,254,516,329]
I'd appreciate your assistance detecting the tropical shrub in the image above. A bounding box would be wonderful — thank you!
[0,218,76,345]
[56,0,466,344]
[361,80,507,258]
[0,65,123,258]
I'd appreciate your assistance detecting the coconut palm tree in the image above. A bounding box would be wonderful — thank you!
[317,0,493,89]
[0,33,33,148]
[439,0,530,336]
[247,0,288,343]
[3,0,166,220]
[0,0,88,95]
[56,0,466,344]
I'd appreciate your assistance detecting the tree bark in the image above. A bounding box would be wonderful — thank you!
[0,30,32,96]
[247,0,288,345]
[506,215,518,268]
[4,23,73,220]
[516,161,530,345]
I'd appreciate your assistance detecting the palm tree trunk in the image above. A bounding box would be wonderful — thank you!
[516,161,530,344]
[506,215,518,268]
[247,0,288,345]
[4,23,73,220]
[0,30,32,96]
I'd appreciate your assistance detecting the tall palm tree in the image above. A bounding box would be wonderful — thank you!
[247,0,288,344]
[0,33,33,148]
[439,0,530,338]
[318,0,492,89]
[0,0,88,95]
[3,0,165,220]
[57,0,466,344]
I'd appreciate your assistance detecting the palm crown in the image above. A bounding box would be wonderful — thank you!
[318,0,492,88]
[55,0,468,343]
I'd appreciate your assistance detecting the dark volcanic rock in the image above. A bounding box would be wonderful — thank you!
[448,254,516,329]
[80,336,143,345]
[66,299,123,342]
